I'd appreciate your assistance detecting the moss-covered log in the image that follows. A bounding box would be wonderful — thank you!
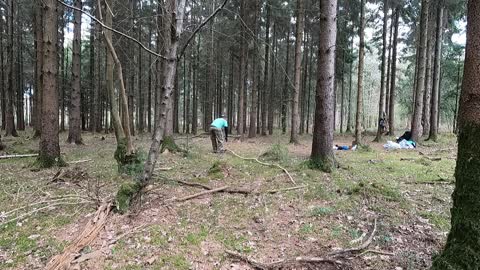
[115,181,143,214]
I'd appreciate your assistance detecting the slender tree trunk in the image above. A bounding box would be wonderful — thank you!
[306,41,314,134]
[237,0,246,140]
[262,1,271,136]
[0,10,5,131]
[268,23,277,135]
[38,0,61,166]
[192,35,199,135]
[5,0,17,137]
[411,0,430,142]
[248,2,259,138]
[16,12,25,131]
[290,0,304,144]
[428,2,444,141]
[388,8,400,136]
[142,0,186,183]
[282,30,291,134]
[431,1,480,267]
[355,0,366,145]
[311,0,337,172]
[422,6,436,137]
[374,0,389,142]
[67,0,83,144]
[33,1,43,138]
[346,36,353,133]
[385,11,393,122]
[90,1,98,132]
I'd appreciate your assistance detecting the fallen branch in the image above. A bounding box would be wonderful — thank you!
[166,186,229,202]
[0,154,38,160]
[265,185,307,194]
[401,157,442,162]
[226,250,342,270]
[328,217,377,257]
[357,249,395,257]
[46,202,112,270]
[405,180,454,185]
[226,148,296,185]
[171,179,306,195]
[67,159,92,165]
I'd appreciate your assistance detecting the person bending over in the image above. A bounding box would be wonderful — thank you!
[210,115,228,153]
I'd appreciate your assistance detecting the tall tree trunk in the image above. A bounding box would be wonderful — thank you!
[388,8,399,136]
[33,1,43,138]
[374,0,389,142]
[385,10,394,122]
[354,0,366,145]
[306,41,314,134]
[16,12,25,131]
[142,0,187,183]
[431,1,480,267]
[290,0,304,144]
[422,6,436,137]
[138,6,145,134]
[192,35,199,135]
[5,0,17,137]
[268,23,277,135]
[248,1,259,138]
[346,36,353,133]
[428,2,444,141]
[311,0,337,172]
[67,0,83,144]
[38,0,61,167]
[0,10,5,131]
[411,0,430,142]
[262,0,271,136]
[237,0,246,140]
[282,30,291,134]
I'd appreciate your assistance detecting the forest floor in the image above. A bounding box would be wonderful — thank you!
[0,130,457,270]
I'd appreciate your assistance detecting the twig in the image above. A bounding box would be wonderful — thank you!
[265,185,307,194]
[166,186,229,202]
[4,196,90,216]
[154,167,173,172]
[226,148,296,185]
[0,154,38,160]
[405,180,454,185]
[328,217,378,257]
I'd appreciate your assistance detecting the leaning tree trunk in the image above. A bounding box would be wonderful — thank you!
[290,0,305,144]
[67,0,83,144]
[428,2,444,142]
[431,0,480,267]
[142,0,187,183]
[388,8,400,136]
[374,0,389,142]
[38,0,61,167]
[311,0,337,173]
[98,0,134,158]
[411,0,430,142]
[355,0,366,145]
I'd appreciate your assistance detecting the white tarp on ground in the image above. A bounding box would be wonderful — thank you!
[384,140,415,150]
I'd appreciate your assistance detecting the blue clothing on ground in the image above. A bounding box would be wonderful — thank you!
[211,118,228,129]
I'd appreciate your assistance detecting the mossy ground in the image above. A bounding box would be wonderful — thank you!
[0,130,457,269]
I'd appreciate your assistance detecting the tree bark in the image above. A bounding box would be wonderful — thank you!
[67,0,83,144]
[388,8,400,136]
[311,0,337,173]
[346,36,353,133]
[38,0,61,166]
[422,6,436,137]
[142,0,187,183]
[290,0,305,144]
[374,0,389,142]
[268,23,277,135]
[431,1,480,267]
[237,0,246,140]
[411,0,430,142]
[428,2,444,141]
[262,0,271,136]
[282,30,291,134]
[248,1,260,138]
[354,0,366,145]
[5,0,17,137]
[33,1,44,138]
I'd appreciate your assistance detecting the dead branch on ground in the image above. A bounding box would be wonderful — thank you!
[0,154,38,159]
[226,250,343,270]
[165,186,229,202]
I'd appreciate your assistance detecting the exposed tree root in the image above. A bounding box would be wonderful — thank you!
[45,202,112,270]
[225,148,296,185]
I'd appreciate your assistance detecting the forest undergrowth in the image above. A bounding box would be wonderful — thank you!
[0,131,457,270]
